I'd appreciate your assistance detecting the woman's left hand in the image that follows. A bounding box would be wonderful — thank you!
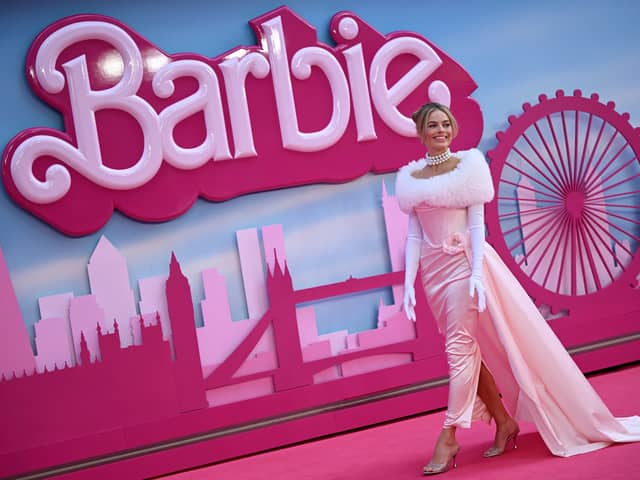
[469,275,486,312]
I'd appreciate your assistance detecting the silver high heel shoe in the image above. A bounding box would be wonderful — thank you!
[423,448,459,475]
[483,429,519,458]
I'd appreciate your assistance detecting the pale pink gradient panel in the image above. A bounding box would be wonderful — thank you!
[129,312,159,346]
[302,341,341,383]
[69,295,108,364]
[138,275,173,354]
[382,181,410,306]
[198,268,238,367]
[38,292,74,319]
[35,292,76,370]
[297,305,348,355]
[236,228,268,319]
[34,317,75,371]
[205,377,275,408]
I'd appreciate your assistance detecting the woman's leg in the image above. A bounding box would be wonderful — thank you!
[477,362,519,456]
[424,310,479,471]
[423,427,459,474]
[477,362,511,423]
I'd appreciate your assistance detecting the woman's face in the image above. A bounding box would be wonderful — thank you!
[422,109,453,155]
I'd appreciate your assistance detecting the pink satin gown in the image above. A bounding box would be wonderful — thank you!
[414,203,640,457]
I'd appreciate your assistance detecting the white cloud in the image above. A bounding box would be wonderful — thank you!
[284,205,389,286]
[116,180,353,266]
[11,255,88,299]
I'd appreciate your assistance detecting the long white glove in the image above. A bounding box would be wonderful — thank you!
[403,213,422,321]
[468,203,487,312]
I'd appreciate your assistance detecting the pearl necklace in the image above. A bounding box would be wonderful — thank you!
[425,149,451,166]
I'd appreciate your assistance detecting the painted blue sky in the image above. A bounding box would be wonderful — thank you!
[1,0,639,344]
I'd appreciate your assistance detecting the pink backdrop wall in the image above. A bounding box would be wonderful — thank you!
[0,3,638,479]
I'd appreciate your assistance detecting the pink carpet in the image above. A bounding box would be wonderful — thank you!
[157,363,640,479]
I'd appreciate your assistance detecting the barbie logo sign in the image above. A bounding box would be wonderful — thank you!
[2,7,482,236]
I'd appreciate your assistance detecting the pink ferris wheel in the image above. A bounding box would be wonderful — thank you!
[486,90,640,312]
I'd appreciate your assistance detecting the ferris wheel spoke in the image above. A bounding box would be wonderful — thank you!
[557,216,580,295]
[502,206,563,236]
[582,128,619,188]
[540,213,570,290]
[583,211,635,257]
[580,216,620,283]
[584,208,640,245]
[580,219,615,289]
[571,109,580,188]
[499,178,564,201]
[511,145,567,195]
[498,196,561,205]
[584,144,632,194]
[560,110,575,189]
[576,112,594,190]
[587,172,640,197]
[533,121,572,189]
[554,215,577,293]
[574,222,591,294]
[513,209,566,263]
[505,159,565,197]
[521,131,567,191]
[585,202,640,210]
[588,206,640,226]
[571,217,579,294]
[528,211,569,283]
[545,114,573,189]
[498,204,561,220]
[576,219,607,289]
[577,119,608,188]
[590,190,640,201]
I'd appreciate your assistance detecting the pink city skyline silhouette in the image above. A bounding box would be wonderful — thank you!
[1,183,451,479]
[1,182,416,382]
[1,179,637,480]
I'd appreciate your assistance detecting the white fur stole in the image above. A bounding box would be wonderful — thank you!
[394,148,495,213]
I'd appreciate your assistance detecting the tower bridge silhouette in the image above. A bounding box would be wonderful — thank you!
[204,257,433,391]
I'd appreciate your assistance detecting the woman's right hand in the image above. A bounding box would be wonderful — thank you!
[403,284,417,321]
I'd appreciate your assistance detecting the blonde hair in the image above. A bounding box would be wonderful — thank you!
[412,103,458,143]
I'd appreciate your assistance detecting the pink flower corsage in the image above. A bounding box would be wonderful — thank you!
[442,232,467,255]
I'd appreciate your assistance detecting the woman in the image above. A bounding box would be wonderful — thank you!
[394,102,640,475]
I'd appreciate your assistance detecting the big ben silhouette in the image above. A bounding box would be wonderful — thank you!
[166,253,208,412]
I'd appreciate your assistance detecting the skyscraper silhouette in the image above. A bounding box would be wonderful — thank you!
[0,247,35,378]
[88,236,137,347]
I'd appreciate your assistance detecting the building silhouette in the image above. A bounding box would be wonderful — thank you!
[166,252,208,413]
[0,248,36,379]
